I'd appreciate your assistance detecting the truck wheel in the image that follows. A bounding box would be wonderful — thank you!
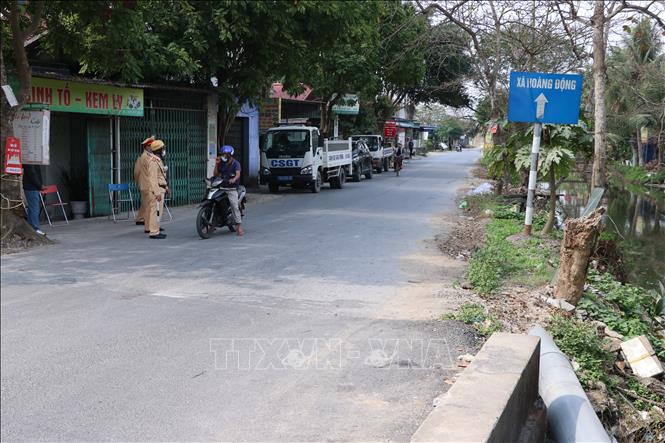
[352,163,362,182]
[268,183,279,193]
[311,172,322,193]
[383,159,389,172]
[375,163,383,174]
[365,163,373,179]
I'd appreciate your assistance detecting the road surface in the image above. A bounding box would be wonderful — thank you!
[2,149,481,441]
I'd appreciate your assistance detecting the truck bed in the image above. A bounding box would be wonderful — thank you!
[323,139,352,168]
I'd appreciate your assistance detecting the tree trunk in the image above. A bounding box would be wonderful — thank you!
[636,126,645,167]
[657,116,664,166]
[541,168,557,235]
[630,135,638,166]
[320,97,340,139]
[554,208,605,305]
[1,1,50,248]
[217,106,235,147]
[495,179,504,196]
[591,0,607,188]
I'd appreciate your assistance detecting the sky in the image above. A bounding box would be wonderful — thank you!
[418,0,665,121]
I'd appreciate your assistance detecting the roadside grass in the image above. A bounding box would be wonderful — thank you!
[441,302,503,337]
[467,212,555,295]
[459,182,665,437]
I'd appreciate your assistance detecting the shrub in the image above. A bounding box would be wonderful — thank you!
[580,272,665,357]
[549,315,615,387]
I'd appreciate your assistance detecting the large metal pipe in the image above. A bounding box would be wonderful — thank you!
[529,325,613,443]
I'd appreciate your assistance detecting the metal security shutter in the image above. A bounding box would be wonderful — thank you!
[119,90,207,208]
[87,118,113,216]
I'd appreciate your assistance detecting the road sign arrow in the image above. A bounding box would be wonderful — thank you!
[534,93,548,119]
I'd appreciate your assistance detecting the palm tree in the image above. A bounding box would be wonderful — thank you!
[606,19,665,166]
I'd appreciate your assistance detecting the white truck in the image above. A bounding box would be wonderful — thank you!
[259,125,353,193]
[351,135,394,173]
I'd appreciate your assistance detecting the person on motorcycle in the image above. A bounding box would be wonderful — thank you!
[215,145,244,236]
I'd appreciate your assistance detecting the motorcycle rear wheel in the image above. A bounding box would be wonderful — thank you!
[196,205,214,239]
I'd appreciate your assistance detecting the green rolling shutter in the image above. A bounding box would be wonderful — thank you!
[87,118,112,216]
[119,105,207,208]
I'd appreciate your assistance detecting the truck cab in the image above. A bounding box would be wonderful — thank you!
[351,135,393,173]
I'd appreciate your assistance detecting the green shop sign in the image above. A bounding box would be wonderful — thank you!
[23,77,144,117]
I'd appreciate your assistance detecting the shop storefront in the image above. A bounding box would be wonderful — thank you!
[23,76,213,217]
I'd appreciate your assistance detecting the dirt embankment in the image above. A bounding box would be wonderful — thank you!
[433,167,560,332]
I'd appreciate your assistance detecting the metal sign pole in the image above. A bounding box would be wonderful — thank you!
[524,122,542,235]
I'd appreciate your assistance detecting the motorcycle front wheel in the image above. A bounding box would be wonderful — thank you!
[196,205,214,239]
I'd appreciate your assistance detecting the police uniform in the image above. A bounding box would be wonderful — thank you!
[143,140,168,238]
[134,136,154,225]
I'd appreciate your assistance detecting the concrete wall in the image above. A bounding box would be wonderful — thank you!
[236,101,259,182]
[206,94,218,179]
[411,333,542,443]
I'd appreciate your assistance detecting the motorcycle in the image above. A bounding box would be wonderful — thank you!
[196,177,247,239]
[455,144,463,152]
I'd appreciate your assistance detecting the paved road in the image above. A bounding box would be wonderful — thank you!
[2,149,481,442]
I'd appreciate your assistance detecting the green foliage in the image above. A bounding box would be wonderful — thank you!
[605,18,665,163]
[43,0,201,83]
[441,303,503,337]
[299,1,384,133]
[409,23,471,107]
[579,272,665,358]
[610,163,665,186]
[375,2,427,103]
[467,218,553,294]
[514,122,592,179]
[549,315,615,387]
[483,122,518,181]
[625,377,664,410]
[434,119,466,146]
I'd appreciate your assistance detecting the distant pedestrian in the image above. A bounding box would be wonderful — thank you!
[407,137,414,158]
[134,135,154,227]
[395,143,404,176]
[22,164,45,235]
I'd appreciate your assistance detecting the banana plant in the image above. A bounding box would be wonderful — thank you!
[514,123,592,234]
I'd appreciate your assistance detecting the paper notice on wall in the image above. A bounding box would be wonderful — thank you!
[2,85,18,107]
[12,110,50,165]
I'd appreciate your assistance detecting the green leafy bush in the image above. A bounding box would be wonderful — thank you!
[579,272,665,357]
[549,315,615,387]
[611,163,665,186]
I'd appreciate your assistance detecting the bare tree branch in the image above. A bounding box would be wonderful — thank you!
[621,1,665,29]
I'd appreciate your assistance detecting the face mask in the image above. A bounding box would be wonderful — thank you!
[221,155,228,162]
[161,150,166,158]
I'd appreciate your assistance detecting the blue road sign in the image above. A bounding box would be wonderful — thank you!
[508,71,583,124]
